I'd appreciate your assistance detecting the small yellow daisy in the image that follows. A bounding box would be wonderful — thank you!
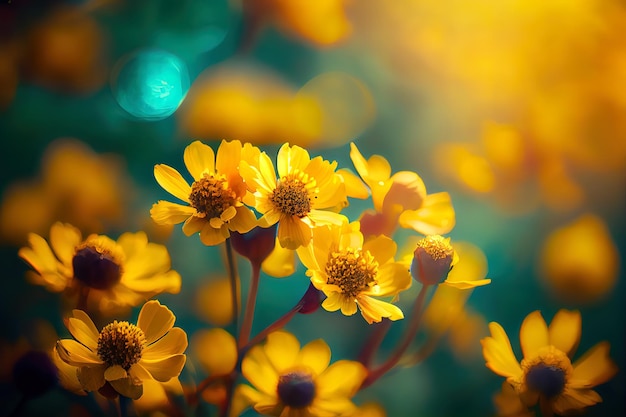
[481,309,618,416]
[235,330,367,417]
[240,142,348,250]
[18,222,181,314]
[150,140,259,246]
[296,221,412,324]
[56,300,187,400]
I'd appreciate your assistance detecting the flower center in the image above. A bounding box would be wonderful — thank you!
[522,346,572,399]
[277,371,316,408]
[415,235,454,261]
[189,174,237,219]
[325,248,379,298]
[73,242,123,290]
[97,321,146,370]
[270,172,314,218]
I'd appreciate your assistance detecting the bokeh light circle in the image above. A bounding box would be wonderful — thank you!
[110,49,190,121]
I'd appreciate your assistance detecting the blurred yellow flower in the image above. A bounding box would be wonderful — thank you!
[236,330,366,416]
[195,276,236,326]
[151,140,259,246]
[0,138,130,245]
[539,214,619,304]
[348,142,455,237]
[493,382,535,417]
[241,143,348,250]
[297,221,411,324]
[56,300,187,400]
[18,222,181,315]
[481,310,618,416]
[192,328,238,377]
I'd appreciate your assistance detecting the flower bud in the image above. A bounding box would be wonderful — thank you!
[298,282,323,314]
[231,224,277,265]
[410,235,454,285]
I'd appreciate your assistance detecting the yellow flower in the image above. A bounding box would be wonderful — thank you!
[240,143,348,250]
[296,221,411,324]
[150,140,259,246]
[18,222,181,314]
[348,142,455,237]
[236,330,367,417]
[56,300,187,400]
[481,310,618,416]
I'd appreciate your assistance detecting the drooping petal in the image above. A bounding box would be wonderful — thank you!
[357,295,404,324]
[337,168,369,199]
[321,292,343,312]
[553,387,602,414]
[184,140,215,180]
[277,216,312,250]
[150,201,195,225]
[316,360,367,397]
[154,164,191,203]
[140,354,186,382]
[230,206,258,233]
[548,309,582,358]
[519,311,549,359]
[372,263,412,296]
[570,342,618,388]
[199,222,230,246]
[263,331,300,373]
[18,233,68,291]
[76,364,106,391]
[480,322,522,379]
[56,340,102,366]
[137,300,176,344]
[182,215,206,236]
[143,327,188,360]
[104,365,128,381]
[109,377,143,400]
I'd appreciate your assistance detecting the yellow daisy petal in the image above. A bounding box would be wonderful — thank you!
[296,339,331,376]
[442,278,492,289]
[137,300,176,344]
[49,222,82,267]
[362,235,396,265]
[216,139,242,175]
[519,311,549,359]
[264,331,300,373]
[570,342,618,387]
[316,359,367,397]
[56,339,102,366]
[109,377,143,400]
[140,354,186,382]
[154,164,191,203]
[398,192,456,235]
[104,365,127,381]
[66,310,100,350]
[150,201,195,225]
[277,143,310,178]
[278,216,312,249]
[242,345,280,396]
[481,322,522,379]
[129,362,154,382]
[184,140,215,180]
[548,309,582,358]
[182,214,205,236]
[199,222,230,246]
[143,327,188,360]
[230,206,258,233]
[357,295,404,324]
[76,364,106,391]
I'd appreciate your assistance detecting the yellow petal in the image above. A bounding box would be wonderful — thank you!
[553,387,602,414]
[241,345,280,396]
[49,222,81,267]
[337,168,369,199]
[398,192,456,235]
[357,295,404,324]
[199,222,230,246]
[143,327,188,359]
[321,292,344,312]
[109,377,143,400]
[184,140,215,180]
[140,354,186,382]
[66,310,100,350]
[154,164,191,202]
[150,201,195,225]
[230,206,258,233]
[104,365,128,381]
[277,216,312,249]
[519,311,549,359]
[316,360,367,397]
[363,234,396,266]
[296,339,330,376]
[216,139,242,175]
[182,214,205,236]
[53,347,86,395]
[264,331,300,373]
[570,342,618,388]
[76,365,106,391]
[548,309,581,358]
[277,143,310,178]
[56,340,102,367]
[262,241,297,278]
[442,278,492,289]
[129,362,154,383]
[480,322,522,379]
[137,300,176,344]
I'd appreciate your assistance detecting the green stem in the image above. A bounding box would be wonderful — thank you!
[361,285,430,389]
[225,239,240,336]
[238,261,261,349]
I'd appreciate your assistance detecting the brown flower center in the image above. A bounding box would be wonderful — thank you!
[97,321,145,370]
[270,172,314,218]
[325,248,379,298]
[521,346,572,399]
[277,371,316,408]
[189,174,237,219]
[73,243,123,290]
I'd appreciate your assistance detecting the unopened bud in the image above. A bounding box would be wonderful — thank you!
[231,224,277,265]
[410,235,454,285]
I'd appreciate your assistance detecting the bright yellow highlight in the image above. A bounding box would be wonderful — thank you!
[236,330,367,417]
[56,300,187,399]
[481,310,618,416]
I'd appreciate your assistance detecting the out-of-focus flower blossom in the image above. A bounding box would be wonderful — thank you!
[297,221,411,324]
[151,140,259,246]
[347,142,455,237]
[56,300,188,400]
[493,382,535,417]
[195,276,237,326]
[539,214,620,304]
[0,138,131,245]
[235,330,367,417]
[241,143,348,250]
[481,309,618,416]
[192,328,238,378]
[240,0,352,47]
[19,222,181,315]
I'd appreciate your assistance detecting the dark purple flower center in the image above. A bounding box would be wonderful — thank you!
[73,246,121,290]
[12,351,58,398]
[277,371,316,408]
[526,363,566,398]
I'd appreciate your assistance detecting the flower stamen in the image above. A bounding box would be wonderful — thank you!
[270,172,315,218]
[189,174,238,219]
[326,248,379,298]
[97,321,146,370]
